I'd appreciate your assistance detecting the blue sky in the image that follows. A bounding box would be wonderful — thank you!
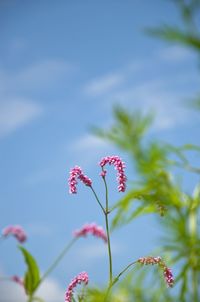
[0,0,200,301]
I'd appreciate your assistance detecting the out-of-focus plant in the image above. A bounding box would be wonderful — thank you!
[146,0,200,53]
[147,0,200,110]
[92,2,200,299]
[93,105,200,301]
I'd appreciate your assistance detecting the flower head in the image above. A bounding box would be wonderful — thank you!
[138,256,174,288]
[65,272,89,302]
[11,275,24,287]
[99,155,127,192]
[138,256,161,265]
[163,267,174,288]
[68,166,92,194]
[74,223,107,243]
[2,225,27,243]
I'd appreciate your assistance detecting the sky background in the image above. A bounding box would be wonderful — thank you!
[0,0,200,301]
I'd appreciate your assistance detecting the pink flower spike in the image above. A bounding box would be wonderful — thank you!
[2,225,27,243]
[138,256,162,265]
[11,275,24,287]
[99,155,127,192]
[68,166,92,194]
[137,256,174,288]
[73,223,107,243]
[65,272,89,302]
[163,267,174,288]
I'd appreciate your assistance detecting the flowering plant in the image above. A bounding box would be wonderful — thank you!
[0,155,174,302]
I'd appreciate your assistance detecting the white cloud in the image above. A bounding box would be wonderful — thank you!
[0,277,64,302]
[68,134,115,167]
[1,59,75,94]
[0,281,26,302]
[14,60,73,89]
[71,134,109,151]
[158,45,193,62]
[36,278,64,302]
[0,99,42,138]
[87,74,196,131]
[84,73,124,96]
[74,240,123,264]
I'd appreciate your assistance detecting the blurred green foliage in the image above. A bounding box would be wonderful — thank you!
[90,1,200,300]
[93,106,200,301]
[146,0,200,53]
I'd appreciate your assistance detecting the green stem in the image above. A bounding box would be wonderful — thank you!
[104,261,137,301]
[39,238,77,285]
[114,260,137,281]
[102,175,113,285]
[90,186,105,214]
[105,214,112,284]
[189,201,198,302]
[27,295,33,302]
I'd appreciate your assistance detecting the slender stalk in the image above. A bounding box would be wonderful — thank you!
[104,260,137,301]
[189,200,198,302]
[90,186,105,214]
[102,176,113,285]
[105,214,112,284]
[27,295,33,302]
[114,260,137,281]
[39,237,77,284]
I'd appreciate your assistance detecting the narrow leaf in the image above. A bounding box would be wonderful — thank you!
[18,246,40,295]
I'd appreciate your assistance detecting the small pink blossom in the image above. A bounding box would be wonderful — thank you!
[11,275,24,287]
[65,272,89,302]
[163,267,174,288]
[74,223,107,243]
[2,225,27,243]
[100,170,107,178]
[68,166,92,194]
[138,256,161,265]
[138,256,174,288]
[99,155,127,192]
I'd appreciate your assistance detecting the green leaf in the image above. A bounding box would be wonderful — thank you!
[18,246,40,295]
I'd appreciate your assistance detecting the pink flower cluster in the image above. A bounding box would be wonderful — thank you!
[2,225,27,243]
[99,156,127,192]
[74,223,107,243]
[138,256,161,265]
[65,272,89,302]
[138,256,174,288]
[163,267,174,288]
[68,166,92,194]
[11,275,24,287]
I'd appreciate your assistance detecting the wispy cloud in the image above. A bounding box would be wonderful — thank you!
[1,59,75,93]
[0,58,75,138]
[36,278,64,302]
[0,277,64,302]
[158,45,193,62]
[83,54,199,132]
[68,134,115,168]
[79,241,122,259]
[0,98,42,138]
[84,73,124,97]
[106,81,193,131]
[71,134,109,152]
